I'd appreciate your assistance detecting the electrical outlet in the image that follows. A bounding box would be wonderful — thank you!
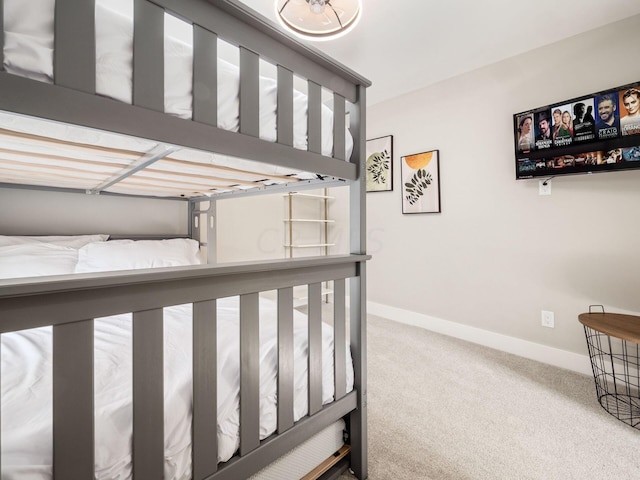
[539,180,551,196]
[541,310,555,328]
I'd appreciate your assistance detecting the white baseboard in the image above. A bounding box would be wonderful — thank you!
[367,301,593,376]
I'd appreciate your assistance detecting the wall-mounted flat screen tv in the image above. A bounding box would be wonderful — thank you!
[514,81,640,179]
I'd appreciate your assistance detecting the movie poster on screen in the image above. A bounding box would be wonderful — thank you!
[622,145,640,162]
[551,104,573,147]
[534,109,553,150]
[516,113,534,153]
[571,98,595,143]
[619,86,640,136]
[595,92,620,139]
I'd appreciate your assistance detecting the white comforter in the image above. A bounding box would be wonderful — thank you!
[2,0,353,160]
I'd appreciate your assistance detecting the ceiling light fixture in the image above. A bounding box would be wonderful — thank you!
[275,0,362,42]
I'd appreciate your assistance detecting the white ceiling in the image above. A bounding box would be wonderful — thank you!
[238,0,640,106]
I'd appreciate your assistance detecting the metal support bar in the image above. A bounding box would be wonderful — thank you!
[90,144,179,194]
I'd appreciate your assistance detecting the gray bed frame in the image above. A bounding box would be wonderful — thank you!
[0,0,370,479]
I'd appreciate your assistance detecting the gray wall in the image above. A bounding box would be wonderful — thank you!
[366,14,640,357]
[0,187,188,236]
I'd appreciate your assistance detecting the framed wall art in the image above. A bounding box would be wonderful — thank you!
[401,150,440,214]
[366,135,393,192]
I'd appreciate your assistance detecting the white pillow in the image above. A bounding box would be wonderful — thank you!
[0,234,109,249]
[0,243,79,279]
[75,238,202,273]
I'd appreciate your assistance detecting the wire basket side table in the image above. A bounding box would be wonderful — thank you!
[579,308,640,429]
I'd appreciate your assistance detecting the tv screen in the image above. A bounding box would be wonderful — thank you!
[514,82,640,179]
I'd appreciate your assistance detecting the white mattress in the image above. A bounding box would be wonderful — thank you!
[2,0,353,160]
[0,237,354,479]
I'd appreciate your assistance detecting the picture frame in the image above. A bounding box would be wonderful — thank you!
[366,135,393,192]
[401,150,441,214]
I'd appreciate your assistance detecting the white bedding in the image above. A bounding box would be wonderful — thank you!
[2,0,353,160]
[0,237,354,479]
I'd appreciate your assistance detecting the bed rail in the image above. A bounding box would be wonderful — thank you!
[0,254,369,479]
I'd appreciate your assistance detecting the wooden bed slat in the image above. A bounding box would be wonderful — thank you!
[134,0,165,112]
[308,283,323,416]
[277,66,294,147]
[193,300,219,478]
[53,320,95,479]
[333,94,346,161]
[54,0,96,94]
[333,279,347,400]
[240,293,260,455]
[308,81,322,155]
[133,308,165,479]
[277,287,295,433]
[193,26,218,127]
[240,47,260,138]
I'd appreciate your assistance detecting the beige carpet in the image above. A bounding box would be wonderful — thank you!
[339,314,640,480]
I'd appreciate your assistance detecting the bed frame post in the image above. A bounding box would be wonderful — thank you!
[349,84,368,479]
[190,199,217,263]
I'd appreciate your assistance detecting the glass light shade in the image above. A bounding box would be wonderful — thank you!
[276,0,362,41]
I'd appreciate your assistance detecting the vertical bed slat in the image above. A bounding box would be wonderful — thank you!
[54,0,96,93]
[193,26,218,127]
[277,66,294,147]
[0,0,4,72]
[308,283,323,416]
[240,293,260,455]
[193,300,218,479]
[239,47,260,137]
[333,279,347,400]
[277,287,295,433]
[53,320,95,478]
[133,308,165,479]
[134,0,165,112]
[307,81,322,154]
[333,94,346,160]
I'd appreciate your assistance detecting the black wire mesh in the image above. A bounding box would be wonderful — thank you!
[584,325,640,429]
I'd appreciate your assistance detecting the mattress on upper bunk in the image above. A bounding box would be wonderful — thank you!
[0,235,354,480]
[1,0,353,158]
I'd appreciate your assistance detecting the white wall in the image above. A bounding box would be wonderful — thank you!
[216,186,350,263]
[366,14,640,359]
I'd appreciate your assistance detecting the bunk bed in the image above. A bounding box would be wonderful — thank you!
[0,0,370,479]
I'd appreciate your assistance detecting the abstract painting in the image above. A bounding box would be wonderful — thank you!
[366,135,393,192]
[401,150,440,214]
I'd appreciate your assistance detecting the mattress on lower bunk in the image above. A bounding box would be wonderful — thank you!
[2,0,354,160]
[0,235,354,480]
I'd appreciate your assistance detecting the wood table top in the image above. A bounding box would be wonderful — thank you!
[579,312,640,344]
